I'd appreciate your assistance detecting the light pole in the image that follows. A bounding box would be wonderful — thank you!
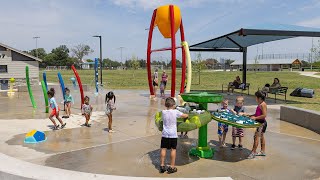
[33,36,40,58]
[93,35,102,85]
[118,47,125,62]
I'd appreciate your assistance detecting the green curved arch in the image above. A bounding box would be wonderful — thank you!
[41,80,49,113]
[26,66,37,109]
[155,111,212,132]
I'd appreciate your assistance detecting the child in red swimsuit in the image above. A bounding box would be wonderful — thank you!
[248,91,268,159]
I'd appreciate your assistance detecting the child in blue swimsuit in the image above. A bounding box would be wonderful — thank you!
[218,99,229,148]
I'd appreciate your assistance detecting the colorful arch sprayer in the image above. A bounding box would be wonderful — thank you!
[57,72,66,104]
[42,72,48,91]
[71,65,84,108]
[94,58,99,94]
[147,4,187,98]
[41,80,49,113]
[152,5,225,159]
[25,66,37,109]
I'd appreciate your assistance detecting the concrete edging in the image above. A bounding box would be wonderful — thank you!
[280,106,320,134]
[0,153,231,180]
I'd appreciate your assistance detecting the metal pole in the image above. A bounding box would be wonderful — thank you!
[99,36,102,85]
[243,47,247,84]
[33,36,40,58]
[118,47,125,62]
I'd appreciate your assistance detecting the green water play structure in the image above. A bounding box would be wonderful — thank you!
[155,92,223,158]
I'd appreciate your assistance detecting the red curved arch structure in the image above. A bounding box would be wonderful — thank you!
[71,65,84,108]
[147,5,186,98]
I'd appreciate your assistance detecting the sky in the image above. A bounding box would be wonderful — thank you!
[0,0,320,62]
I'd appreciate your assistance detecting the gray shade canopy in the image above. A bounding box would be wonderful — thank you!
[189,24,320,83]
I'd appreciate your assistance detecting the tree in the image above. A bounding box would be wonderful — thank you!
[29,48,47,60]
[130,55,140,77]
[167,59,182,68]
[71,44,93,64]
[103,58,121,69]
[253,56,259,71]
[205,58,218,69]
[24,48,47,67]
[51,45,70,66]
[192,53,207,84]
[311,39,320,62]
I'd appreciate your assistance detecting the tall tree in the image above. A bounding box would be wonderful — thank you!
[51,45,70,66]
[71,44,94,64]
[192,53,207,84]
[130,55,140,77]
[311,39,320,63]
[25,48,47,67]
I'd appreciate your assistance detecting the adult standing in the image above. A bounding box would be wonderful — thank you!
[161,70,168,91]
[153,69,159,97]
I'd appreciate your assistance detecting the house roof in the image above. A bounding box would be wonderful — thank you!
[231,58,301,65]
[0,42,43,62]
[189,24,320,52]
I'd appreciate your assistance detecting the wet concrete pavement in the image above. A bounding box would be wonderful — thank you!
[1,89,320,179]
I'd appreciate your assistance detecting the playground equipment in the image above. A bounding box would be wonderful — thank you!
[94,58,99,95]
[71,65,84,108]
[41,80,49,113]
[24,130,46,144]
[180,92,223,158]
[181,41,192,93]
[57,72,66,108]
[26,66,37,109]
[155,92,223,158]
[70,77,77,90]
[43,72,48,91]
[7,78,15,96]
[212,111,261,128]
[147,4,188,98]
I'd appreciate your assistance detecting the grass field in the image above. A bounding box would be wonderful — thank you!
[42,69,320,111]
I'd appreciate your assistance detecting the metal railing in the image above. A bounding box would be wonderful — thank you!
[256,53,313,62]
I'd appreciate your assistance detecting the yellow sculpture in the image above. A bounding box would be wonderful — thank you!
[155,5,181,38]
[7,78,15,96]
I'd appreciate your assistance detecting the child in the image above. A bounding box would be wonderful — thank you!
[160,82,165,98]
[47,88,66,130]
[230,96,245,150]
[248,91,268,159]
[160,97,188,174]
[82,96,93,127]
[218,99,229,148]
[105,91,116,133]
[261,84,270,97]
[64,88,74,118]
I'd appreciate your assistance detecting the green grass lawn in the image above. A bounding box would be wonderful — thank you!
[42,69,320,111]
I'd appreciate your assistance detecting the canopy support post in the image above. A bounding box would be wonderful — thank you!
[242,47,247,84]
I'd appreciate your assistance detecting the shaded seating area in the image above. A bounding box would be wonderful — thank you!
[189,24,320,86]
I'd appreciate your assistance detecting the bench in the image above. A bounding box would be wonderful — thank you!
[269,87,288,103]
[222,83,250,95]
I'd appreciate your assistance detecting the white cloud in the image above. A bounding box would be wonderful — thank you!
[110,0,246,10]
[297,17,320,27]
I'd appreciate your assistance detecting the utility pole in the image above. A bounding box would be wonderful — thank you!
[33,36,40,58]
[93,35,103,85]
[118,47,125,62]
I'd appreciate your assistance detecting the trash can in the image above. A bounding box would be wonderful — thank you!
[0,80,9,90]
[302,68,305,71]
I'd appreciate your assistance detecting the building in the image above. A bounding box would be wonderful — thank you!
[0,43,41,86]
[231,58,302,71]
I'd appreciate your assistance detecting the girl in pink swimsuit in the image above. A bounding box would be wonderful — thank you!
[248,91,268,159]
